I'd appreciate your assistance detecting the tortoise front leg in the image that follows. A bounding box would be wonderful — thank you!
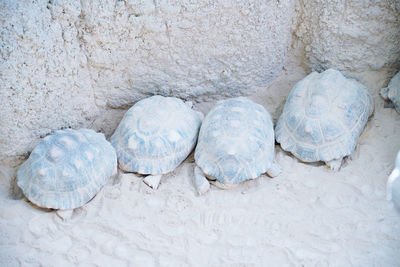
[326,158,343,171]
[143,174,162,189]
[266,161,282,177]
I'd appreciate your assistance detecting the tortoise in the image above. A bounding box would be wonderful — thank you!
[193,97,281,194]
[110,95,203,189]
[381,71,400,113]
[17,128,117,218]
[275,69,373,170]
[387,151,400,211]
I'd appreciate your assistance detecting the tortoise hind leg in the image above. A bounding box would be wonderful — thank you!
[380,87,390,100]
[194,166,210,195]
[56,209,74,221]
[326,158,343,171]
[266,161,282,177]
[143,174,162,189]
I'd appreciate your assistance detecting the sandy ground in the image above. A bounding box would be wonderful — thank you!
[1,65,400,266]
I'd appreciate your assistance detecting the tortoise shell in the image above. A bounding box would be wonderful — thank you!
[195,97,276,185]
[276,69,373,163]
[17,129,117,209]
[110,96,202,174]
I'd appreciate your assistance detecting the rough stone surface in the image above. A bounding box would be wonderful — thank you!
[296,0,400,77]
[79,0,296,107]
[0,0,295,166]
[2,0,400,166]
[0,1,97,165]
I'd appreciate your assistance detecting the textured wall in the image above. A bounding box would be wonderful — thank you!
[295,0,400,77]
[0,1,97,165]
[78,0,295,107]
[0,0,296,165]
[2,0,400,166]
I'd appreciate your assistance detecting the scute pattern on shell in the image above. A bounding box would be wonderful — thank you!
[110,96,202,174]
[195,97,275,185]
[381,72,400,114]
[17,129,117,209]
[276,69,373,163]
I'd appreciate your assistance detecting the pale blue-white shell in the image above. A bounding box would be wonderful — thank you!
[17,129,117,210]
[195,97,275,185]
[389,152,400,211]
[276,69,373,163]
[110,96,202,174]
[381,72,400,113]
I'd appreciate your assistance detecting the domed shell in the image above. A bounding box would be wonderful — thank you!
[276,69,373,163]
[17,129,117,210]
[381,71,400,113]
[195,97,275,185]
[110,96,203,174]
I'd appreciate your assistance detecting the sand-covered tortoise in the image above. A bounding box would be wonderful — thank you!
[110,95,203,189]
[17,129,117,218]
[275,69,373,170]
[194,97,281,194]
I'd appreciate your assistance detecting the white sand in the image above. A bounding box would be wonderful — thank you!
[1,66,400,266]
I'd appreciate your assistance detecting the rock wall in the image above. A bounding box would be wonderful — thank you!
[1,0,400,166]
[79,0,296,107]
[1,0,295,165]
[0,1,97,165]
[295,0,400,80]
